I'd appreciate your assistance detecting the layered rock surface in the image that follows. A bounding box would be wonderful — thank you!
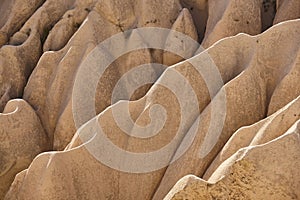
[0,0,299,199]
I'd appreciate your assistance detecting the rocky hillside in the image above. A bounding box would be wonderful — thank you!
[0,0,299,199]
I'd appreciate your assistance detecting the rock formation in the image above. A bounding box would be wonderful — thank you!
[165,97,300,200]
[0,0,299,199]
[0,99,49,199]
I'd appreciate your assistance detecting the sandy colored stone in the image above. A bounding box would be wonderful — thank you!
[202,0,262,48]
[42,0,95,51]
[180,0,208,41]
[23,0,198,150]
[0,0,299,199]
[163,8,198,66]
[8,0,76,46]
[268,50,300,115]
[274,0,300,24]
[4,19,300,200]
[204,95,300,179]
[2,0,289,153]
[0,0,44,47]
[166,119,300,200]
[0,0,80,112]
[0,99,49,199]
[0,30,41,112]
[153,19,300,199]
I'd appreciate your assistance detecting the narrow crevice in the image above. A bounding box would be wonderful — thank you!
[41,24,54,44]
[261,0,276,32]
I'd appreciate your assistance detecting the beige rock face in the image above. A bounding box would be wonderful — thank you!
[0,0,44,47]
[165,119,300,200]
[0,0,78,112]
[274,0,300,24]
[4,18,300,200]
[153,19,300,199]
[0,0,299,199]
[201,0,262,48]
[0,29,41,111]
[23,0,192,151]
[204,96,300,180]
[0,99,49,199]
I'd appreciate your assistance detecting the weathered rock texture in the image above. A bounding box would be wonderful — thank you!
[0,99,49,199]
[0,0,299,199]
[165,97,300,200]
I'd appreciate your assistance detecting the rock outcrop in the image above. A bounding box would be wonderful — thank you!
[166,114,300,199]
[0,0,299,199]
[0,99,49,199]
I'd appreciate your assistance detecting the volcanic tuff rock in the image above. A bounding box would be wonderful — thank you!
[0,0,299,199]
[165,96,300,200]
[0,99,49,199]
